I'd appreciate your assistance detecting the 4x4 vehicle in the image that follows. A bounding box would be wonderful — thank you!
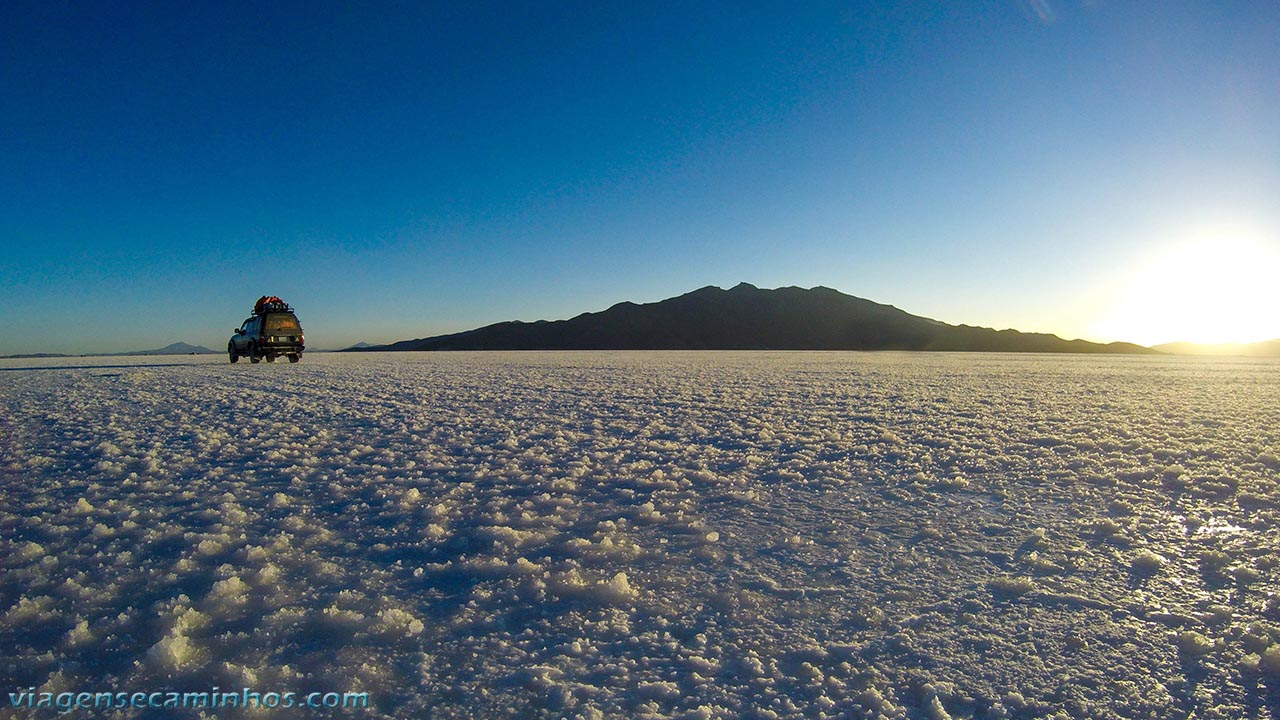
[229,297,305,364]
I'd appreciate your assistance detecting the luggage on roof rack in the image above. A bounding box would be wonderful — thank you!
[254,295,292,315]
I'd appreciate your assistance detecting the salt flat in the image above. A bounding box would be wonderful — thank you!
[2,351,1279,718]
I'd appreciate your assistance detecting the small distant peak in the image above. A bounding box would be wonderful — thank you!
[685,285,724,295]
[730,282,758,291]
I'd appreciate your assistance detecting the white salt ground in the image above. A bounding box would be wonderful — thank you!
[2,351,1280,718]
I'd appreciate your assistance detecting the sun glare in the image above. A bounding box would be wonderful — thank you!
[1094,224,1280,347]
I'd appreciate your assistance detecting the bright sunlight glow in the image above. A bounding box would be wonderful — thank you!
[1094,222,1280,347]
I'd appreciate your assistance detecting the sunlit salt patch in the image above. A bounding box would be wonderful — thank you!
[922,690,955,720]
[374,607,425,637]
[254,561,282,585]
[1253,645,1280,677]
[1131,550,1168,574]
[148,632,195,670]
[321,605,368,629]
[167,606,209,635]
[1193,517,1247,536]
[458,555,542,577]
[208,575,250,602]
[62,617,94,647]
[876,428,904,445]
[1176,630,1218,657]
[988,576,1037,596]
[399,487,423,506]
[93,459,127,475]
[632,499,665,520]
[476,524,550,550]
[510,663,564,690]
[635,680,681,701]
[783,534,810,548]
[5,595,60,623]
[196,536,227,555]
[1090,518,1126,537]
[549,569,637,605]
[15,540,46,561]
[564,534,642,560]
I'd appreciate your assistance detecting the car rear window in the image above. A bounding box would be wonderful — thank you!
[264,314,301,334]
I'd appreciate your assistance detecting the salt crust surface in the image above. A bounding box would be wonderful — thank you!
[2,351,1279,718]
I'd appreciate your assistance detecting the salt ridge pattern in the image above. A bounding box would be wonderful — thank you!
[2,352,1279,718]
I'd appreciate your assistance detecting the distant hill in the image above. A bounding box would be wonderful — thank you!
[3,342,216,358]
[355,283,1156,354]
[1152,340,1280,357]
[114,342,216,356]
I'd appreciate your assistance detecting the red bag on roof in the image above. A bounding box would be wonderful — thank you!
[254,295,287,315]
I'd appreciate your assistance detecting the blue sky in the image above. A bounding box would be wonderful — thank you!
[3,1,1278,354]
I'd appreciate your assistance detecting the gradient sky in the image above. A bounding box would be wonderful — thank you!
[3,1,1278,354]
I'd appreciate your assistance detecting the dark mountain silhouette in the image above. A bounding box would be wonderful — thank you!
[115,342,216,356]
[1152,339,1280,357]
[358,283,1155,353]
[4,342,216,358]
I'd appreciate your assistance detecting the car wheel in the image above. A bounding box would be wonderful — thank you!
[228,342,239,364]
[249,343,261,364]
[288,354,300,363]
[265,354,276,363]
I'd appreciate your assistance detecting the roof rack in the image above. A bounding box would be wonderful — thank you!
[253,296,293,315]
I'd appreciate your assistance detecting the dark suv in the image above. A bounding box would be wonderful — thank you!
[229,305,305,364]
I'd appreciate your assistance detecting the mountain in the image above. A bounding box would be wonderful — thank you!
[1152,340,1280,357]
[358,283,1156,354]
[3,343,215,359]
[115,342,216,356]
